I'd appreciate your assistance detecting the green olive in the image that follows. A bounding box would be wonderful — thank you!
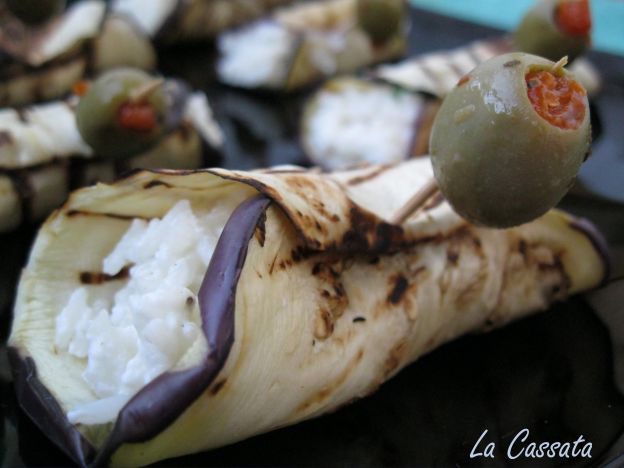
[76,68,168,159]
[357,0,405,44]
[429,52,591,228]
[514,0,590,62]
[6,0,66,25]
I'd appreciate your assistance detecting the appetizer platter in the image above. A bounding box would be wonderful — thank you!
[1,2,624,467]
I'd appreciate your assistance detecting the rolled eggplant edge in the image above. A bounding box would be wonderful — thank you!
[7,165,610,466]
[8,194,271,467]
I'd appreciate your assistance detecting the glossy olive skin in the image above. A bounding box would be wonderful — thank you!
[6,0,66,25]
[76,68,167,159]
[430,53,590,228]
[514,0,589,62]
[357,0,405,43]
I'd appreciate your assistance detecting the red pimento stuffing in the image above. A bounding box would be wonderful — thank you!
[555,0,591,37]
[526,69,586,130]
[457,75,471,87]
[72,80,90,97]
[116,102,158,133]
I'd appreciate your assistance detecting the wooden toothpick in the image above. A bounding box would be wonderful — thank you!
[390,177,439,225]
[129,78,165,103]
[551,56,568,73]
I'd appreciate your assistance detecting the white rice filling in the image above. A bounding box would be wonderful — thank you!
[55,200,234,425]
[217,21,297,88]
[305,85,423,170]
[0,99,93,169]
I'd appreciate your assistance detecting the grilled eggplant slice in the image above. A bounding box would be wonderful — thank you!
[9,158,608,466]
[0,80,223,232]
[373,38,600,98]
[112,0,294,43]
[217,0,408,91]
[0,0,156,107]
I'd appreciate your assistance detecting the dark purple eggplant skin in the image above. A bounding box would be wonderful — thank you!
[569,217,612,286]
[9,195,271,467]
[7,350,95,464]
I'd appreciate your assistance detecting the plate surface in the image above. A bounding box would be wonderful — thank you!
[1,7,624,468]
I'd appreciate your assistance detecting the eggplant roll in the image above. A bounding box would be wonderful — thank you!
[0,82,223,232]
[217,0,408,91]
[301,37,600,169]
[0,0,156,107]
[373,38,601,98]
[112,0,294,43]
[301,77,439,170]
[8,158,608,466]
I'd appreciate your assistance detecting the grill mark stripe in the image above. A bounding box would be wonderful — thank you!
[346,165,392,186]
[388,275,409,304]
[418,62,444,94]
[66,210,154,221]
[80,266,130,285]
[466,46,485,69]
[447,57,467,82]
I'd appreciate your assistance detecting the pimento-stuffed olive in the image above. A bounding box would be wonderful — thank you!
[429,52,590,228]
[515,0,591,62]
[357,0,405,44]
[76,68,167,159]
[6,0,66,25]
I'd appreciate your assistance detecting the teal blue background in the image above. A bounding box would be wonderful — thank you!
[409,0,624,56]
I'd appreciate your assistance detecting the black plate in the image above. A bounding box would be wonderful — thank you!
[2,7,624,468]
